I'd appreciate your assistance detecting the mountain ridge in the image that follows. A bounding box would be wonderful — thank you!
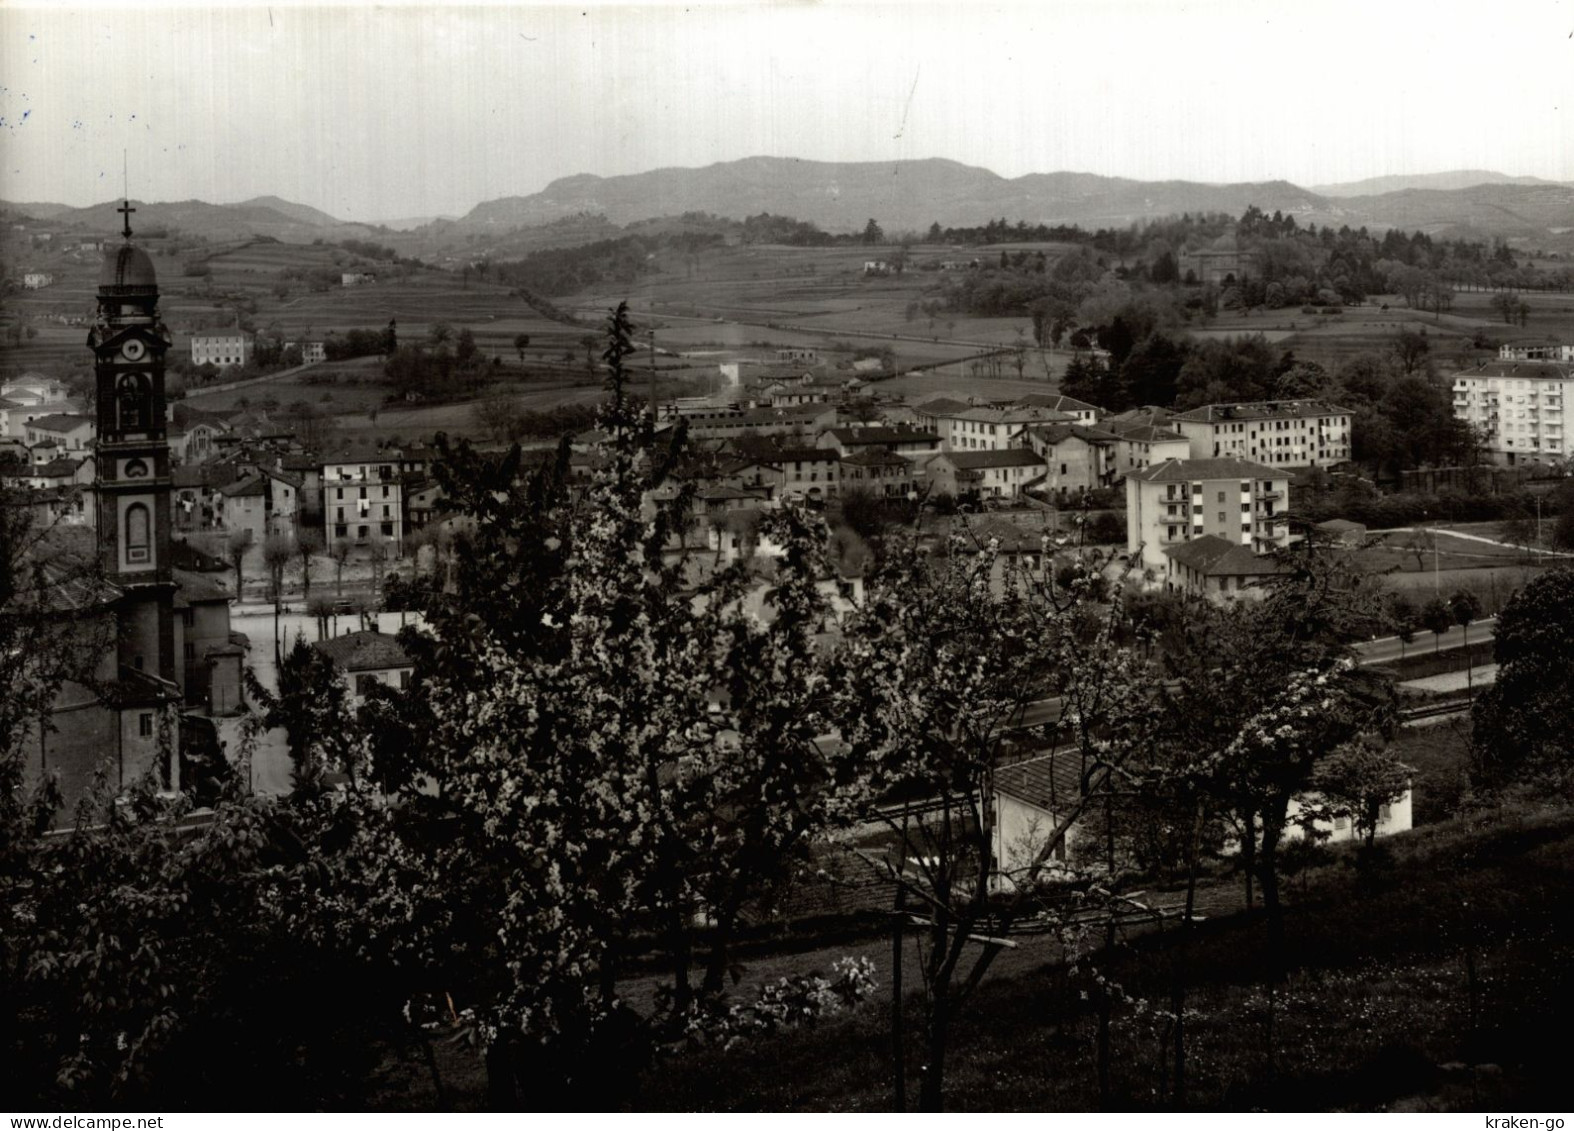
[6,159,1571,250]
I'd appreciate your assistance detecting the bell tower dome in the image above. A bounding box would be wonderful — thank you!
[91,200,177,679]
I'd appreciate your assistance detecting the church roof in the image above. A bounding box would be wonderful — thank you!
[98,242,158,291]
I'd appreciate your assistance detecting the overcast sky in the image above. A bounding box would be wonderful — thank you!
[2,0,1570,223]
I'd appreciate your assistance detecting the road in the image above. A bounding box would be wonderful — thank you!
[1353,617,1497,666]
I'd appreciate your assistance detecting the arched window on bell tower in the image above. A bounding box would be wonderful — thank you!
[125,503,152,564]
[117,372,150,433]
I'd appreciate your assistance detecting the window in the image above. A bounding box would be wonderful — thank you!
[1217,511,1226,524]
[125,502,152,564]
[399,671,411,690]
[356,674,378,697]
[336,488,344,501]
[382,486,390,499]
[334,523,348,538]
[1216,491,1225,503]
[380,522,393,537]
[139,712,153,737]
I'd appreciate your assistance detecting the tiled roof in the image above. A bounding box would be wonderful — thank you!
[172,567,231,605]
[839,447,911,468]
[1025,423,1120,446]
[1015,393,1102,414]
[1108,423,1187,443]
[1171,400,1350,423]
[312,630,412,673]
[1105,406,1174,428]
[31,457,87,477]
[1456,361,1574,380]
[995,751,1085,814]
[1126,457,1284,483]
[218,475,265,498]
[769,446,840,463]
[912,396,974,417]
[1162,534,1284,577]
[826,426,938,446]
[944,449,1046,470]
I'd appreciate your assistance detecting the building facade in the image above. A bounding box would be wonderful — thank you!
[1452,361,1574,465]
[191,333,252,369]
[1170,400,1351,468]
[323,447,404,553]
[1125,457,1291,573]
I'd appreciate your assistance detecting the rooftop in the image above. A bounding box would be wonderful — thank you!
[1172,399,1350,423]
[24,413,93,434]
[943,449,1047,469]
[995,751,1085,814]
[1162,534,1285,577]
[825,426,938,446]
[312,630,412,673]
[1014,393,1102,414]
[1126,457,1285,483]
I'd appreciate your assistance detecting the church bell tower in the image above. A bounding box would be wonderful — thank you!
[91,200,177,678]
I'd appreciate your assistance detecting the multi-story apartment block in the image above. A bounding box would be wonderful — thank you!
[1125,457,1291,573]
[1452,361,1574,466]
[191,334,252,369]
[323,447,403,553]
[1170,400,1351,468]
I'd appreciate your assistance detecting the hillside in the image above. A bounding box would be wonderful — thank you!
[9,197,386,244]
[444,157,1574,246]
[453,157,1332,234]
[8,159,1571,260]
[1326,183,1574,241]
[1313,170,1570,197]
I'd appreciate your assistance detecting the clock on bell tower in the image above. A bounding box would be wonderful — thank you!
[91,200,177,680]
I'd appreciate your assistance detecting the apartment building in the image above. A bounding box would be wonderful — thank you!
[1452,361,1574,465]
[1170,400,1351,468]
[1125,457,1291,573]
[323,447,403,553]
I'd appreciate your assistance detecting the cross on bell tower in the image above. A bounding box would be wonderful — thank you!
[117,199,136,239]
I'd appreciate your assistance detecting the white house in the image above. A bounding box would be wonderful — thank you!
[191,334,252,369]
[22,272,53,290]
